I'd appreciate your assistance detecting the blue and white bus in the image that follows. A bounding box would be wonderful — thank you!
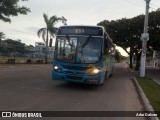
[52,25,115,85]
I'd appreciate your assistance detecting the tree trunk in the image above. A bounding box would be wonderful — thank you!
[129,54,133,68]
[129,47,133,68]
[135,53,141,71]
[45,28,49,64]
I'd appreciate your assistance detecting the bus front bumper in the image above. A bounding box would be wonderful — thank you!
[52,70,104,85]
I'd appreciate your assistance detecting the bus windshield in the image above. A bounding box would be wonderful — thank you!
[55,36,102,64]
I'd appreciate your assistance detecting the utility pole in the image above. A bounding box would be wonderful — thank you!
[140,0,151,77]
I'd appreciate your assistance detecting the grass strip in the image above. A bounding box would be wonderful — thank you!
[136,77,160,117]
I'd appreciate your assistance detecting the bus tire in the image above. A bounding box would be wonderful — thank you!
[100,82,104,86]
[109,66,113,77]
[109,72,113,77]
[97,72,107,86]
[96,82,103,86]
[104,72,107,80]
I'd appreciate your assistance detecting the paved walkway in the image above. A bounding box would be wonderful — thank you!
[127,63,160,84]
[145,66,160,84]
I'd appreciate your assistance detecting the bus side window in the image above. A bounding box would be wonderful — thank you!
[104,35,108,54]
[108,40,112,53]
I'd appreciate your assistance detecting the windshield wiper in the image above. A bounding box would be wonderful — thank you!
[65,35,74,47]
[76,36,92,64]
[82,36,92,48]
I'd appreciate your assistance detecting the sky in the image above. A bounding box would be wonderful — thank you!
[0,0,160,56]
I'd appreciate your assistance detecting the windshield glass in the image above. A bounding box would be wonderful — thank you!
[55,36,102,64]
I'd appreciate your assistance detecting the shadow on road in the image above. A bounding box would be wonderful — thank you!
[53,82,102,91]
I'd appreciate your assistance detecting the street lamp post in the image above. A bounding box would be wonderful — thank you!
[140,0,151,77]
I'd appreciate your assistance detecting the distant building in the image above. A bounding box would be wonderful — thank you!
[48,46,55,60]
[0,42,54,60]
[25,45,35,58]
[34,42,54,60]
[34,42,46,58]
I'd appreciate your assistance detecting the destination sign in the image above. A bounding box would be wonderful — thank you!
[58,26,103,36]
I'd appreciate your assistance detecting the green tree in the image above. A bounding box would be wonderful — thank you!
[0,32,5,43]
[98,18,136,68]
[115,49,127,62]
[3,39,26,55]
[0,0,30,23]
[37,13,62,63]
[115,49,121,62]
[148,9,160,51]
[3,39,25,46]
[98,9,160,70]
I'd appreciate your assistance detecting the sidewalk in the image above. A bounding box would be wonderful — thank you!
[129,65,160,120]
[128,64,160,85]
[145,66,160,85]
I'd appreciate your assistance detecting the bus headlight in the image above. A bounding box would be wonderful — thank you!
[93,68,100,74]
[54,66,59,70]
[54,65,60,72]
[87,67,101,75]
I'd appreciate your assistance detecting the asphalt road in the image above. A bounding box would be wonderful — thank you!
[0,63,145,120]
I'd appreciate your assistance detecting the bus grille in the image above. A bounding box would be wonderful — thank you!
[66,75,83,80]
[64,71,84,74]
[62,65,91,71]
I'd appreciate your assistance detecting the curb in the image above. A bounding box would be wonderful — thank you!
[132,77,159,120]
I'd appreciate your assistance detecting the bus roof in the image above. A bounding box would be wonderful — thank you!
[57,25,105,36]
[58,25,105,29]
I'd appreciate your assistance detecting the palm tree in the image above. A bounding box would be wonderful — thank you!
[0,32,5,43]
[37,13,62,64]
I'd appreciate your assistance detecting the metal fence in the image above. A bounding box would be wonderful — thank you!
[0,43,53,64]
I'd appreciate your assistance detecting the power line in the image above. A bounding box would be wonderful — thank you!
[125,0,160,10]
[125,0,145,8]
[154,0,159,1]
[150,2,160,8]
[149,5,157,10]
[124,0,158,11]
[151,0,160,7]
